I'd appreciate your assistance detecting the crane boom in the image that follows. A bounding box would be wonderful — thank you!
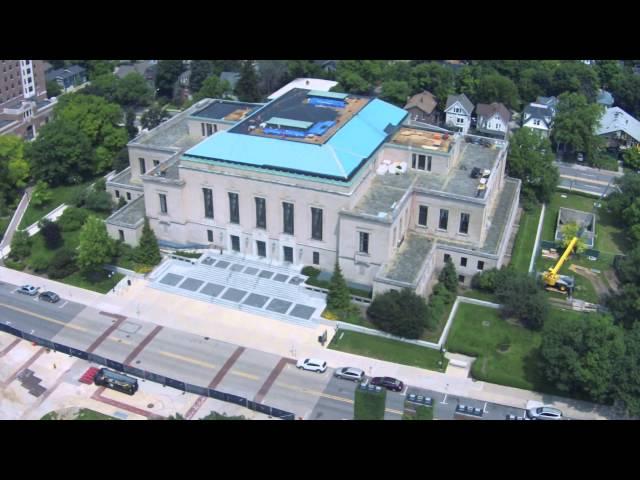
[542,236,578,287]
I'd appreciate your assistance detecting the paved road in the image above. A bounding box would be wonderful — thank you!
[554,161,621,197]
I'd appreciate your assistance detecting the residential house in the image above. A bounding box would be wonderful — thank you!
[476,102,511,138]
[404,91,439,125]
[314,60,337,73]
[522,103,554,137]
[536,96,558,115]
[45,65,87,93]
[596,106,640,150]
[444,93,474,134]
[596,89,614,108]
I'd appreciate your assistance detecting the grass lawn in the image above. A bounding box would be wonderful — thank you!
[354,388,386,420]
[458,288,498,303]
[0,215,11,240]
[421,299,455,343]
[41,409,115,420]
[19,180,96,229]
[540,192,600,244]
[595,152,620,172]
[446,303,592,393]
[403,405,434,420]
[510,203,542,273]
[62,271,124,294]
[329,330,448,372]
[536,256,601,304]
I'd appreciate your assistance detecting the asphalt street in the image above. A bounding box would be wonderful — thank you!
[554,161,621,197]
[0,278,533,420]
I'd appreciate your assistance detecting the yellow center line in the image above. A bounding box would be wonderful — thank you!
[0,302,87,332]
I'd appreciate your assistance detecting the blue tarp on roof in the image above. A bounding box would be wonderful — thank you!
[183,98,407,179]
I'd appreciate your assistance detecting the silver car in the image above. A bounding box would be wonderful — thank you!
[18,285,38,296]
[526,406,563,420]
[334,367,365,382]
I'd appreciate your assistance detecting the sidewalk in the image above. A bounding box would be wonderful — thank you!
[0,266,619,420]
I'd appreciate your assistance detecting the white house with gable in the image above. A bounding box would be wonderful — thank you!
[444,93,474,134]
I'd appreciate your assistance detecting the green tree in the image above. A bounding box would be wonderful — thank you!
[155,60,184,100]
[235,60,261,102]
[84,60,115,80]
[193,76,232,102]
[476,73,520,110]
[327,261,351,311]
[0,135,29,204]
[495,271,549,330]
[438,258,458,294]
[134,217,161,266]
[77,216,115,274]
[595,60,624,90]
[189,60,214,93]
[334,60,387,95]
[455,65,480,100]
[605,173,640,242]
[141,104,170,130]
[125,108,138,140]
[83,74,119,102]
[286,60,325,80]
[115,72,153,108]
[411,62,455,103]
[606,283,640,330]
[257,60,289,97]
[58,207,89,232]
[560,222,587,253]
[39,218,63,250]
[552,92,605,161]
[46,80,61,98]
[613,322,640,417]
[380,80,411,106]
[622,147,640,171]
[9,230,31,260]
[368,288,430,339]
[613,245,640,285]
[25,120,95,185]
[550,61,600,100]
[540,314,623,402]
[30,180,53,207]
[54,93,128,174]
[610,72,640,118]
[507,128,559,205]
[47,247,77,279]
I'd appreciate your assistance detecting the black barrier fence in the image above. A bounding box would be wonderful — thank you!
[0,322,295,420]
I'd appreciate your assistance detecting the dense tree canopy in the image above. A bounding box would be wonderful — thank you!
[368,288,430,339]
[540,314,624,402]
[507,128,559,206]
[411,62,455,104]
[140,104,170,130]
[235,61,261,102]
[552,92,605,162]
[380,80,411,106]
[0,135,29,205]
[77,216,116,274]
[193,76,232,102]
[155,60,184,100]
[606,173,640,242]
[189,60,215,93]
[495,271,549,330]
[475,73,520,110]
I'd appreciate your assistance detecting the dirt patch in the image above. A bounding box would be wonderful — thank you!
[569,264,610,298]
[603,270,620,293]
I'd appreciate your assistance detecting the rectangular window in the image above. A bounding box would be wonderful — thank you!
[126,192,132,200]
[283,246,293,263]
[228,193,239,224]
[459,213,470,235]
[139,158,146,175]
[283,202,294,235]
[118,230,124,241]
[203,188,214,219]
[358,232,369,254]
[256,240,266,258]
[213,124,218,133]
[313,252,320,265]
[231,235,240,252]
[444,253,451,263]
[458,275,465,283]
[477,261,485,271]
[439,209,449,230]
[115,190,120,198]
[418,154,426,170]
[159,194,167,214]
[201,123,205,136]
[457,117,464,124]
[255,197,266,229]
[207,229,213,242]
[427,155,432,172]
[311,207,323,241]
[206,123,213,136]
[153,160,160,167]
[412,154,428,171]
[418,205,428,226]
[460,257,467,267]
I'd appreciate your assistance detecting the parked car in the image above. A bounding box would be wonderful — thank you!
[296,358,327,373]
[526,405,563,420]
[17,285,38,296]
[577,152,584,162]
[38,291,60,303]
[369,376,404,392]
[334,367,365,382]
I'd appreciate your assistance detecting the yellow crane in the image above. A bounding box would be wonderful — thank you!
[542,236,577,293]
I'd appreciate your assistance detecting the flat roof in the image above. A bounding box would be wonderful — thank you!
[390,127,454,153]
[106,195,146,227]
[192,100,260,122]
[382,234,434,284]
[183,90,407,180]
[267,116,313,130]
[268,78,338,100]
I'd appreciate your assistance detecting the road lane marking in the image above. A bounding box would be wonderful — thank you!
[559,174,610,186]
[0,302,87,332]
[58,301,68,309]
[159,349,218,369]
[441,394,448,404]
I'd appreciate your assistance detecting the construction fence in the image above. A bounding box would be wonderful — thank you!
[0,323,295,420]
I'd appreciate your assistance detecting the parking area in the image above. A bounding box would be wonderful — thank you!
[150,253,326,328]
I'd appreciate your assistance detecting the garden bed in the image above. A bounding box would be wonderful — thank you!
[354,388,386,420]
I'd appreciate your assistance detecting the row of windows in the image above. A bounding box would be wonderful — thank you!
[204,231,323,264]
[411,153,432,172]
[114,190,132,200]
[444,253,484,271]
[201,123,218,136]
[418,205,469,234]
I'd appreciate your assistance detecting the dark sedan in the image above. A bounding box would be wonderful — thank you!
[38,291,60,303]
[369,376,404,392]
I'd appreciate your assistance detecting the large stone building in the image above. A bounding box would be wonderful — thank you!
[106,87,520,296]
[0,60,56,139]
